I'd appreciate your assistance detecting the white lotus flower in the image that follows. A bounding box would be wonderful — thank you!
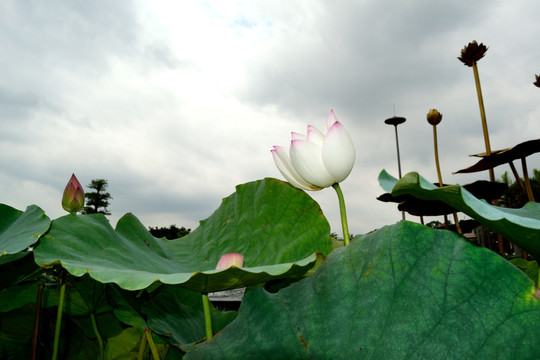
[271,110,355,190]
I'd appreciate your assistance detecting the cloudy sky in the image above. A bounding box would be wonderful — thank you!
[1,1,539,236]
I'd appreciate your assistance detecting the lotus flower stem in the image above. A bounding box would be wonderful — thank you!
[202,293,213,340]
[332,183,351,246]
[509,161,526,193]
[52,282,67,360]
[31,282,45,360]
[471,62,495,183]
[90,313,104,360]
[145,328,160,360]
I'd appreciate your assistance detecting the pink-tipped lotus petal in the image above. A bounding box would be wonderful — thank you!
[271,146,320,190]
[216,253,244,270]
[326,109,338,131]
[290,139,334,188]
[291,132,306,141]
[322,121,356,182]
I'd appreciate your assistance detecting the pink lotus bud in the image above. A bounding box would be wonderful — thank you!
[62,174,85,213]
[216,253,244,270]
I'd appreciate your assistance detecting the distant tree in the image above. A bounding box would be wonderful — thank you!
[498,170,540,208]
[82,179,112,215]
[149,224,191,240]
[330,232,355,241]
[426,220,442,229]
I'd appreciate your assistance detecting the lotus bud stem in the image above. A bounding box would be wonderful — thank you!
[428,109,462,235]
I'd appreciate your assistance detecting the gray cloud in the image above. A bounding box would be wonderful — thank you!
[1,1,539,236]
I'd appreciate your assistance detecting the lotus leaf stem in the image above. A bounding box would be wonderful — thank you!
[332,183,351,246]
[52,282,66,360]
[31,282,45,360]
[145,328,160,360]
[521,157,535,202]
[137,331,147,360]
[90,313,104,360]
[509,161,526,193]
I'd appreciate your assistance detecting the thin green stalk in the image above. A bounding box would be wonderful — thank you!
[137,331,147,360]
[202,293,213,340]
[90,313,104,360]
[145,328,160,360]
[52,282,66,360]
[332,183,351,246]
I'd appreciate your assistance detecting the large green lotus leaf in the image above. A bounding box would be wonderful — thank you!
[378,170,540,259]
[184,221,540,359]
[34,178,332,292]
[0,204,50,256]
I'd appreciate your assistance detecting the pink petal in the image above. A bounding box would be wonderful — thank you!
[326,109,337,131]
[291,132,306,141]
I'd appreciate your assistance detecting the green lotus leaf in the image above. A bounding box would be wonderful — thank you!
[0,282,41,312]
[107,286,150,330]
[184,221,540,359]
[0,275,111,316]
[0,252,42,290]
[509,258,539,284]
[143,286,237,349]
[378,170,540,259]
[0,204,50,256]
[34,178,332,292]
[103,327,142,360]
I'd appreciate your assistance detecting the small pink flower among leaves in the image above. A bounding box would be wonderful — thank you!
[62,174,85,213]
[216,253,244,270]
